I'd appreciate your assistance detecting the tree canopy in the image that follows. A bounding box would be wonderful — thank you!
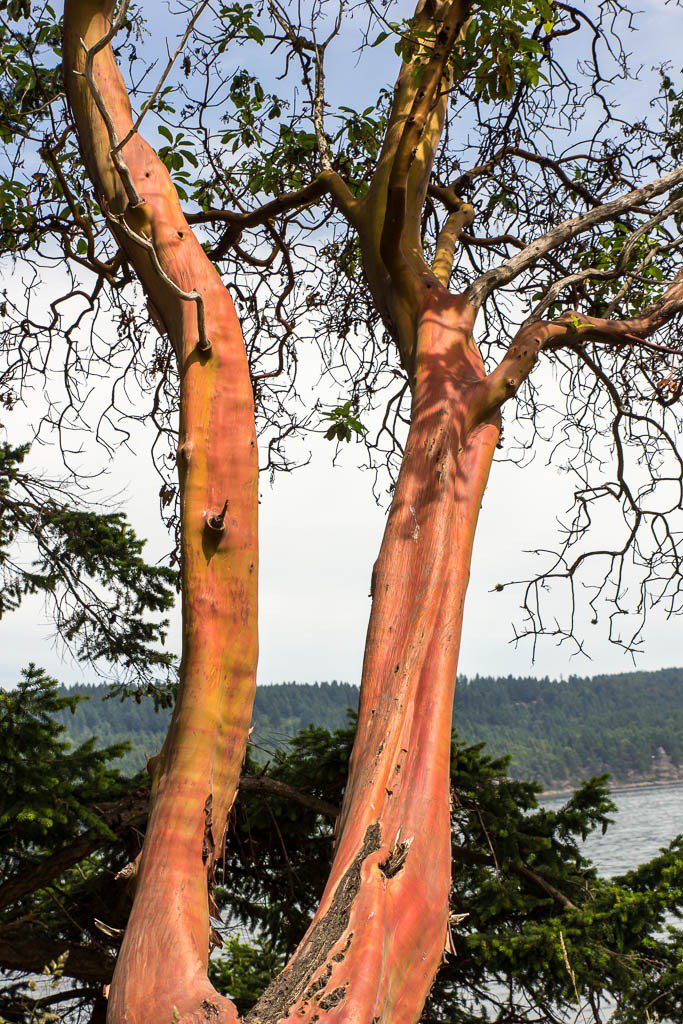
[1,0,682,657]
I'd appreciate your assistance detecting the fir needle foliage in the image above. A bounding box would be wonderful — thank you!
[0,442,178,686]
[0,665,129,859]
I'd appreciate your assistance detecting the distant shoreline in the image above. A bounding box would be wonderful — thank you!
[540,776,683,799]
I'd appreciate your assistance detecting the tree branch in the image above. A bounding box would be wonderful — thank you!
[528,195,683,321]
[430,144,602,209]
[265,0,338,174]
[241,774,338,819]
[482,273,683,414]
[113,0,210,159]
[451,847,579,911]
[432,200,474,285]
[466,165,683,309]
[74,0,141,209]
[0,926,115,983]
[0,790,148,913]
[0,776,336,916]
[186,170,357,238]
[380,0,470,288]
[111,206,210,350]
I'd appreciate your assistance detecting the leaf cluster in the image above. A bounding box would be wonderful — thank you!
[322,398,367,443]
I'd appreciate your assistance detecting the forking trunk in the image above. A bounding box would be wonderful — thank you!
[63,2,499,1019]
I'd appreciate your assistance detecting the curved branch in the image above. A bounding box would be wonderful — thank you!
[432,200,474,285]
[467,165,683,309]
[0,926,115,984]
[528,196,683,321]
[187,169,358,251]
[482,273,683,413]
[380,0,470,288]
[0,776,337,918]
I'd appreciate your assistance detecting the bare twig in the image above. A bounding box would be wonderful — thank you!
[76,0,141,208]
[112,209,210,350]
[114,0,210,156]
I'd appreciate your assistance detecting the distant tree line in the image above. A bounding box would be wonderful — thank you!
[53,669,683,787]
[456,668,683,787]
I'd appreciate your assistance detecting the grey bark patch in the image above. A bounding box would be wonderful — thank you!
[245,823,381,1024]
[202,794,215,866]
[318,986,347,1011]
[303,963,332,1002]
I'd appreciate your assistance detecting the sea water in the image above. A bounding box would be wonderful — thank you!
[544,781,683,876]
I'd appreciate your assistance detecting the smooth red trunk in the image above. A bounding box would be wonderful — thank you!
[63,5,258,1021]
[107,279,258,1024]
[247,292,498,1024]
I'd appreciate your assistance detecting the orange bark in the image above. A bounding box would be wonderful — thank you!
[247,290,498,1024]
[63,4,257,1022]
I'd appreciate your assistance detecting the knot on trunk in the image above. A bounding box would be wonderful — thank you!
[206,500,229,533]
[379,829,413,878]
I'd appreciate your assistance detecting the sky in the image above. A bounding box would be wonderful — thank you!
[1,0,683,689]
[4,401,682,688]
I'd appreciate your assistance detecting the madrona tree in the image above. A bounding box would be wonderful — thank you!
[1,0,682,1021]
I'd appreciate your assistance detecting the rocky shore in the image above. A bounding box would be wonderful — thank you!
[540,747,683,798]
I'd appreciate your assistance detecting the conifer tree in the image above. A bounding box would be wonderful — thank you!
[1,690,681,1024]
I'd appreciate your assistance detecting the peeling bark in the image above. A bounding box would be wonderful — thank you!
[251,290,498,1024]
[246,824,381,1024]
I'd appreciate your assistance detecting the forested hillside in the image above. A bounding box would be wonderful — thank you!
[54,670,683,789]
[456,669,683,789]
[56,681,359,774]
